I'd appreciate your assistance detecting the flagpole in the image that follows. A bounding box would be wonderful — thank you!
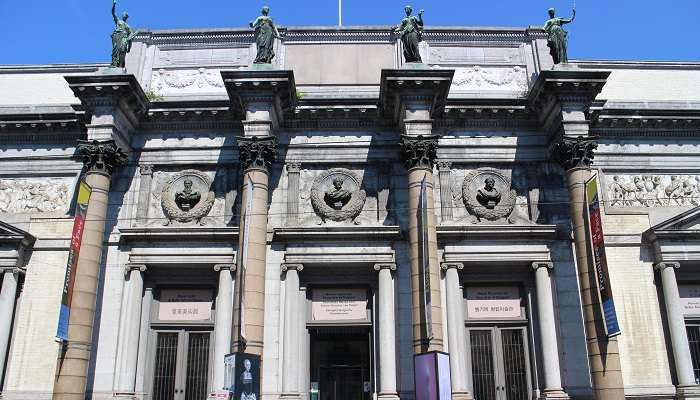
[338,0,342,27]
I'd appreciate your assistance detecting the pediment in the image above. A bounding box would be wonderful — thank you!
[0,220,35,244]
[647,206,700,235]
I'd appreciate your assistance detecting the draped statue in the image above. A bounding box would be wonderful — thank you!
[111,0,138,68]
[543,7,576,64]
[394,5,424,63]
[250,6,283,64]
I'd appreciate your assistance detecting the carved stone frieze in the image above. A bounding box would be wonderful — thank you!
[462,168,517,223]
[150,68,226,96]
[446,66,528,93]
[76,139,128,175]
[0,178,71,214]
[399,135,439,170]
[310,169,366,224]
[550,136,598,171]
[237,136,277,171]
[607,174,700,208]
[161,170,216,225]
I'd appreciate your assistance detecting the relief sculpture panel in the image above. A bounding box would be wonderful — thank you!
[149,169,228,226]
[0,178,72,214]
[606,174,700,208]
[150,68,227,97]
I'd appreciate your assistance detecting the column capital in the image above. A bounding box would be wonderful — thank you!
[77,139,128,175]
[437,161,452,172]
[124,264,147,277]
[441,262,464,271]
[655,262,681,271]
[549,135,598,171]
[237,135,277,172]
[399,134,439,170]
[281,263,304,273]
[374,263,397,272]
[532,261,554,271]
[214,263,237,272]
[138,164,153,176]
[286,162,302,173]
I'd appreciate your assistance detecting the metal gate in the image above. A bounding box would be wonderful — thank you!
[686,325,700,383]
[469,327,532,400]
[152,330,211,400]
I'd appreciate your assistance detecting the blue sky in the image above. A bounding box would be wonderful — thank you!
[1,0,699,65]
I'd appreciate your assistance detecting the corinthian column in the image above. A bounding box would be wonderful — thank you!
[53,140,127,400]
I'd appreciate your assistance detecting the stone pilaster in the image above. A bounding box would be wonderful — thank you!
[280,264,304,400]
[534,69,623,400]
[54,73,144,400]
[654,262,700,399]
[441,263,472,400]
[374,263,400,400]
[531,262,569,400]
[381,68,453,354]
[222,70,296,359]
[136,164,153,226]
[114,265,147,398]
[285,162,301,226]
[437,161,453,222]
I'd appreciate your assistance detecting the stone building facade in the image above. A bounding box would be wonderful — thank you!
[0,26,699,400]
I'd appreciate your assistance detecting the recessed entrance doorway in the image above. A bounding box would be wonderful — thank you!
[310,327,372,400]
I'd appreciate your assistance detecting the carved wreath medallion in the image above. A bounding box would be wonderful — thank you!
[462,168,517,222]
[161,170,216,225]
[310,168,366,223]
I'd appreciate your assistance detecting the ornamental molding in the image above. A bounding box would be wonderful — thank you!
[0,178,71,214]
[150,68,226,96]
[462,168,517,223]
[436,65,528,93]
[310,168,366,224]
[607,174,700,208]
[161,169,215,225]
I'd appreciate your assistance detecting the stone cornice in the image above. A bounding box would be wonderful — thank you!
[65,73,149,116]
[118,226,240,243]
[437,224,563,240]
[273,225,402,242]
[379,69,454,122]
[221,69,297,122]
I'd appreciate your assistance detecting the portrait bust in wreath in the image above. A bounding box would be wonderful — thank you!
[161,170,215,225]
[310,168,366,224]
[462,168,517,224]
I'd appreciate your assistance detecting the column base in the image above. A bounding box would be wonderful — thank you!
[451,390,474,400]
[538,389,570,400]
[677,385,700,400]
[378,392,401,400]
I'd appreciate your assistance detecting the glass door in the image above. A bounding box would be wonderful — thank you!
[152,330,212,400]
[468,327,531,400]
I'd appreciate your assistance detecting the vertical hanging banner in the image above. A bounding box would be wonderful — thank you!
[418,175,433,340]
[56,181,92,342]
[585,175,621,338]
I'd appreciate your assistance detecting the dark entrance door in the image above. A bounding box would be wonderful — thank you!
[310,327,371,400]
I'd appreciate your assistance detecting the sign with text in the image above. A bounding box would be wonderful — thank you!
[680,285,700,316]
[586,175,622,338]
[56,181,92,342]
[312,288,367,321]
[466,287,521,319]
[158,289,213,321]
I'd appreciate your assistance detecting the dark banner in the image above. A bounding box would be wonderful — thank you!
[585,175,621,338]
[417,176,433,340]
[224,353,260,400]
[56,181,92,342]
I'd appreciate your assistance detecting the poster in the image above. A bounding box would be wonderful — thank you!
[56,181,91,342]
[414,351,451,400]
[585,175,621,338]
[232,353,260,400]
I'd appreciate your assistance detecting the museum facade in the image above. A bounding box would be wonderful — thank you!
[1,25,700,400]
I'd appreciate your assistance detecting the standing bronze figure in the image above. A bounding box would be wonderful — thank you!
[111,0,138,68]
[250,6,283,64]
[394,5,425,63]
[543,7,576,64]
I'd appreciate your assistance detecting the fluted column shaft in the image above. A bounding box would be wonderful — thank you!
[655,263,698,389]
[532,262,568,399]
[375,264,399,400]
[213,264,235,391]
[281,264,303,399]
[442,263,472,400]
[0,268,20,384]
